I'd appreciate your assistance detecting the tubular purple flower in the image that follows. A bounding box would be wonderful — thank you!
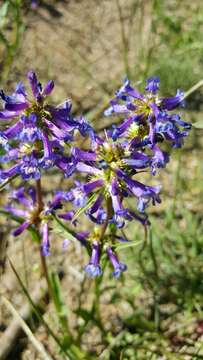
[72,147,97,162]
[161,89,184,110]
[44,119,72,141]
[0,164,19,182]
[88,193,103,214]
[66,185,87,208]
[0,110,22,120]
[5,205,27,218]
[145,76,160,94]
[28,187,37,203]
[12,220,30,237]
[83,179,104,195]
[4,120,23,139]
[76,162,102,175]
[106,247,127,278]
[55,156,77,177]
[116,169,161,212]
[27,71,40,99]
[150,145,169,175]
[4,102,28,112]
[15,82,27,97]
[19,154,41,180]
[46,191,67,213]
[40,131,56,169]
[124,151,150,168]
[20,113,41,142]
[59,210,75,221]
[85,241,102,277]
[108,179,126,228]
[42,80,54,96]
[115,78,143,100]
[0,88,28,106]
[88,207,107,225]
[11,187,33,207]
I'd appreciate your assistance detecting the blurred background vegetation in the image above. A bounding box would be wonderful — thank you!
[1,1,203,359]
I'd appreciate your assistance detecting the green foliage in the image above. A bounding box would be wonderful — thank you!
[127,0,203,103]
[0,0,25,80]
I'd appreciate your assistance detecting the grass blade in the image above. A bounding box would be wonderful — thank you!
[8,258,72,359]
[0,174,19,192]
[2,296,53,360]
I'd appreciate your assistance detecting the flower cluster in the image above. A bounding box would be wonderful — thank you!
[6,186,62,256]
[0,71,91,182]
[0,73,191,278]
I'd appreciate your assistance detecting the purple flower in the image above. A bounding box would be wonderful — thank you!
[0,71,92,181]
[31,0,38,9]
[104,77,191,167]
[85,241,102,277]
[6,187,67,256]
[116,169,161,212]
[150,145,170,175]
[161,89,185,110]
[66,137,161,227]
[19,154,41,180]
[12,220,30,236]
[106,247,127,278]
[19,113,41,142]
[145,77,160,94]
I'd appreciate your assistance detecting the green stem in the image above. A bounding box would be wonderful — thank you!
[138,225,153,288]
[137,226,160,330]
[184,78,203,99]
[8,259,73,359]
[35,181,88,359]
[148,226,159,281]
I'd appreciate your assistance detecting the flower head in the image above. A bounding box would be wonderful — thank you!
[6,187,68,255]
[0,71,92,182]
[104,77,191,171]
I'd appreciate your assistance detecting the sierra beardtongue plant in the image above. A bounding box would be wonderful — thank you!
[0,73,191,278]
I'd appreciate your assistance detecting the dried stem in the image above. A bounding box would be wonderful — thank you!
[184,78,203,99]
[36,178,44,211]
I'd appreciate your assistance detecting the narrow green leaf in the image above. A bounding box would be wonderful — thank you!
[8,259,73,359]
[52,214,79,243]
[115,239,143,251]
[2,296,53,360]
[50,273,67,318]
[0,2,9,28]
[0,174,19,192]
[75,308,92,322]
[193,121,203,129]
